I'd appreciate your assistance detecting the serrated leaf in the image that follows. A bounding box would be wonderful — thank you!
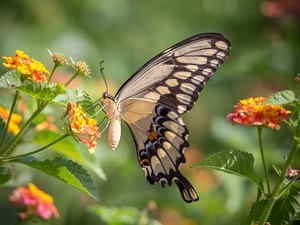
[240,200,267,225]
[15,156,101,202]
[52,93,67,104]
[263,90,295,105]
[0,166,13,184]
[0,71,22,88]
[191,150,264,191]
[32,130,106,181]
[53,81,66,96]
[66,88,95,115]
[268,182,300,224]
[52,157,100,202]
[16,82,54,101]
[285,107,299,130]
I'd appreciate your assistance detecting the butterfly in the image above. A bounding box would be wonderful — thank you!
[102,33,231,203]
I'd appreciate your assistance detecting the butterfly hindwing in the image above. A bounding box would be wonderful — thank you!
[121,99,198,202]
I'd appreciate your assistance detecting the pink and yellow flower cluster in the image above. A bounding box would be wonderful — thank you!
[3,50,50,82]
[9,183,60,221]
[226,97,291,130]
[68,102,100,153]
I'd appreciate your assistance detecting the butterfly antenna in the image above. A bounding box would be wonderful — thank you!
[100,61,108,93]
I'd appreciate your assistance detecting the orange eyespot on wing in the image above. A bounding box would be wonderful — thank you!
[148,131,159,141]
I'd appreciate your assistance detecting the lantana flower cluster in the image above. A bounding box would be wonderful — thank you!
[226,97,291,130]
[3,50,50,82]
[9,183,60,221]
[67,102,100,153]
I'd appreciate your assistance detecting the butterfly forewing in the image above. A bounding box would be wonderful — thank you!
[105,33,231,203]
[115,33,230,115]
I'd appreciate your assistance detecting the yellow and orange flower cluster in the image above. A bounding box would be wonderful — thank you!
[9,183,60,221]
[226,97,291,130]
[0,106,22,135]
[3,50,50,82]
[68,102,100,153]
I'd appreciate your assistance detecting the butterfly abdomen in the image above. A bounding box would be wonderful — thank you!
[103,94,122,150]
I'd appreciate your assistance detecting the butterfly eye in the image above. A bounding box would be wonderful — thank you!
[102,92,108,99]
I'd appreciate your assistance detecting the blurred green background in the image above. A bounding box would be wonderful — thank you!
[0,0,300,224]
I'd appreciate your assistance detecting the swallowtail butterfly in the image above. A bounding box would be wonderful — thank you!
[102,33,231,202]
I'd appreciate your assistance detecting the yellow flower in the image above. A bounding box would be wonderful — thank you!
[2,50,50,82]
[67,102,100,153]
[0,106,22,135]
[226,97,291,130]
[28,183,53,203]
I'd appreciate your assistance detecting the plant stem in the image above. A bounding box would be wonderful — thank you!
[0,133,70,161]
[0,90,20,150]
[257,127,271,195]
[0,104,46,157]
[65,73,78,87]
[47,64,58,83]
[258,110,300,225]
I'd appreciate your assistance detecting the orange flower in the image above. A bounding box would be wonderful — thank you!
[226,97,291,130]
[67,102,100,153]
[3,50,50,82]
[9,183,60,221]
[0,106,22,135]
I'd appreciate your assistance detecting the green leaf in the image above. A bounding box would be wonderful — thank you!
[89,205,140,224]
[89,205,162,225]
[15,156,101,203]
[16,81,54,102]
[32,130,106,181]
[268,182,300,224]
[191,150,264,191]
[285,107,299,130]
[52,88,95,114]
[240,200,267,225]
[0,166,13,184]
[67,88,95,115]
[263,90,295,105]
[53,81,66,98]
[15,81,67,103]
[0,71,22,88]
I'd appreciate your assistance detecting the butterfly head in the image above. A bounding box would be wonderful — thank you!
[102,92,114,100]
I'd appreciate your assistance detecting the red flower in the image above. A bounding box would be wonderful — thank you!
[226,97,291,130]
